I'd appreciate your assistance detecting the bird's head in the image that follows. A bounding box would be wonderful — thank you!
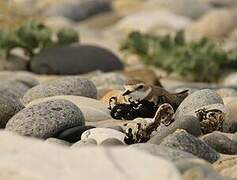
[122,80,151,101]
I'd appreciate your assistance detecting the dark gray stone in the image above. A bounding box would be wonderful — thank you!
[130,143,197,161]
[0,89,24,128]
[222,118,237,133]
[30,45,123,75]
[149,115,201,145]
[160,130,220,163]
[175,89,223,121]
[56,125,95,143]
[101,138,124,146]
[6,99,85,139]
[202,131,237,155]
[22,76,97,104]
[0,55,28,71]
[45,0,112,22]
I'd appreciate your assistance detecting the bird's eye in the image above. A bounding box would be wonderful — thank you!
[138,85,144,89]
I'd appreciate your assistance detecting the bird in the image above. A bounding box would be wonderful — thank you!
[121,79,189,110]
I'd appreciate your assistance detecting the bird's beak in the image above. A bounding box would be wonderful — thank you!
[122,90,132,96]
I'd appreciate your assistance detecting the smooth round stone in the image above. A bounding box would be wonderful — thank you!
[26,96,111,122]
[30,45,123,75]
[22,76,97,104]
[81,128,126,144]
[6,99,85,139]
[175,158,225,180]
[71,138,97,148]
[149,115,201,145]
[100,138,124,146]
[0,131,182,180]
[216,88,237,98]
[56,125,95,143]
[45,138,71,147]
[0,89,24,128]
[0,71,39,88]
[0,80,30,99]
[202,131,237,155]
[223,72,237,87]
[130,143,197,161]
[160,130,220,163]
[174,89,223,121]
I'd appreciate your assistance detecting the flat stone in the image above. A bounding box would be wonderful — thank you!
[160,130,220,163]
[0,130,182,180]
[30,45,123,75]
[45,138,71,146]
[6,99,85,139]
[100,138,124,146]
[22,76,97,104]
[72,138,97,148]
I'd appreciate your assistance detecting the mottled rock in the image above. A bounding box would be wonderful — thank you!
[175,158,225,180]
[214,155,237,179]
[30,45,123,75]
[100,138,124,146]
[130,143,197,161]
[23,76,97,104]
[0,89,24,128]
[149,115,201,145]
[45,138,71,146]
[6,99,85,139]
[56,125,95,143]
[0,131,182,180]
[26,96,111,122]
[202,131,237,154]
[81,128,126,144]
[160,130,220,163]
[175,89,223,121]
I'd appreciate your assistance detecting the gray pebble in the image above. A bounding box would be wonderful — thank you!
[101,138,124,146]
[6,99,85,139]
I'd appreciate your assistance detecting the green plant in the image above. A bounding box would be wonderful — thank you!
[121,31,237,82]
[0,20,79,59]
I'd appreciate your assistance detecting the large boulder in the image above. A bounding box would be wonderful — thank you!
[30,45,124,75]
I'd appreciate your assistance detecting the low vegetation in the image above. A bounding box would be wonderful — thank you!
[120,31,237,82]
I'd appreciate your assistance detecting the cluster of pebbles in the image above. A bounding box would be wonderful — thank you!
[1,70,237,179]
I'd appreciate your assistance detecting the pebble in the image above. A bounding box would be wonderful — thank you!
[45,138,71,147]
[149,115,201,145]
[6,99,85,139]
[202,131,237,155]
[71,138,98,148]
[81,128,126,144]
[0,89,24,128]
[160,130,220,163]
[22,76,97,104]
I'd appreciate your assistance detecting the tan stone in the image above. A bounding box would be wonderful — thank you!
[0,131,182,180]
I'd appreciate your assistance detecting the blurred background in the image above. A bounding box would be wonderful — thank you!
[1,0,237,86]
